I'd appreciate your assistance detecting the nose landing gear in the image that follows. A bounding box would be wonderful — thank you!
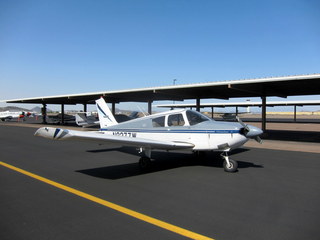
[221,152,238,172]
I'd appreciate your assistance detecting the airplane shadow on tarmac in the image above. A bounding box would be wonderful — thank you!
[77,147,263,180]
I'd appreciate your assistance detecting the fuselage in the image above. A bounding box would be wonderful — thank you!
[100,109,258,151]
[0,111,26,120]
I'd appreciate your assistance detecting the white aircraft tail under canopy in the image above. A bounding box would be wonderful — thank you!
[75,113,99,128]
[95,97,118,128]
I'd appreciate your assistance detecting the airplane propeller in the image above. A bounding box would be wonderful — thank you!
[236,116,263,144]
[253,135,263,144]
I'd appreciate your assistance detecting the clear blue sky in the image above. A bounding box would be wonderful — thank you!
[1,0,320,111]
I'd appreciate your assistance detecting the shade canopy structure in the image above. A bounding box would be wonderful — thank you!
[4,73,320,130]
[156,100,320,109]
[156,100,320,124]
[5,74,320,105]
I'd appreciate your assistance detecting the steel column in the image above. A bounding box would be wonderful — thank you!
[61,104,65,124]
[83,104,87,115]
[148,100,152,115]
[112,102,116,115]
[196,98,200,112]
[261,96,267,132]
[41,103,47,124]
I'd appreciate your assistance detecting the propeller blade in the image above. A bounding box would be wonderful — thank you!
[236,116,250,132]
[236,116,247,127]
[254,136,263,144]
[237,116,263,143]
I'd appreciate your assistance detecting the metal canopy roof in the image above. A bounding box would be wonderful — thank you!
[5,74,320,105]
[156,100,320,109]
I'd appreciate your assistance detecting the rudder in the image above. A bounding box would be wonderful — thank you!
[95,97,118,129]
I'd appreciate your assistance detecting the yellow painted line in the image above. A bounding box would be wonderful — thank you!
[0,161,214,240]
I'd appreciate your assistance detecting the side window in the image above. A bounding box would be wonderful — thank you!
[152,116,165,127]
[168,114,185,126]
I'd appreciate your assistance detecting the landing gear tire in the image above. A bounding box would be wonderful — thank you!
[139,157,151,170]
[223,159,238,173]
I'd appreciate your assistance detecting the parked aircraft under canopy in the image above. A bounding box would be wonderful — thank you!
[156,100,320,121]
[157,100,320,109]
[4,73,320,131]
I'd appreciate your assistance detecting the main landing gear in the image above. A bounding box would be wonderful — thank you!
[221,152,238,173]
[137,148,238,172]
[138,148,152,170]
[139,156,151,170]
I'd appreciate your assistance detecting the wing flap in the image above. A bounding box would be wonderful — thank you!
[34,127,194,150]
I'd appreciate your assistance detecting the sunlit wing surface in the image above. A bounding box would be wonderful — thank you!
[35,127,195,150]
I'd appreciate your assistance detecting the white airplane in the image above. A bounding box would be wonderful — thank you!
[0,111,31,121]
[75,113,99,128]
[35,98,263,172]
[220,111,251,120]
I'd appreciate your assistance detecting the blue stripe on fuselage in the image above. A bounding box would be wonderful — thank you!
[100,128,240,134]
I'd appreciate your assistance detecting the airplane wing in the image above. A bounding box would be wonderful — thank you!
[34,127,194,150]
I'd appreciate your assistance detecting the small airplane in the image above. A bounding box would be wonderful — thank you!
[75,113,100,128]
[0,111,31,121]
[220,112,250,120]
[47,113,76,124]
[35,97,263,172]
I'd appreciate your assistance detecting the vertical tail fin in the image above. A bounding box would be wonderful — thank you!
[95,97,118,129]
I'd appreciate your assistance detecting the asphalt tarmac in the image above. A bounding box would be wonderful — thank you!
[1,125,320,240]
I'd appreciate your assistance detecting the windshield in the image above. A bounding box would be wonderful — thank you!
[186,110,210,126]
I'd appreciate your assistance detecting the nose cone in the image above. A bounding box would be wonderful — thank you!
[245,125,263,138]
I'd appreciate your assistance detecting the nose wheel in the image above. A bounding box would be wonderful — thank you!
[221,152,238,172]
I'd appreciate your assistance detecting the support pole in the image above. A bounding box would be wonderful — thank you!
[211,107,214,119]
[83,104,87,115]
[236,106,239,116]
[196,98,200,112]
[148,100,152,115]
[112,102,116,115]
[294,105,297,122]
[41,103,47,124]
[261,96,267,132]
[61,104,65,124]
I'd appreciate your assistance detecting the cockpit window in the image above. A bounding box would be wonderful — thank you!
[168,114,185,126]
[152,116,165,127]
[186,110,210,126]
